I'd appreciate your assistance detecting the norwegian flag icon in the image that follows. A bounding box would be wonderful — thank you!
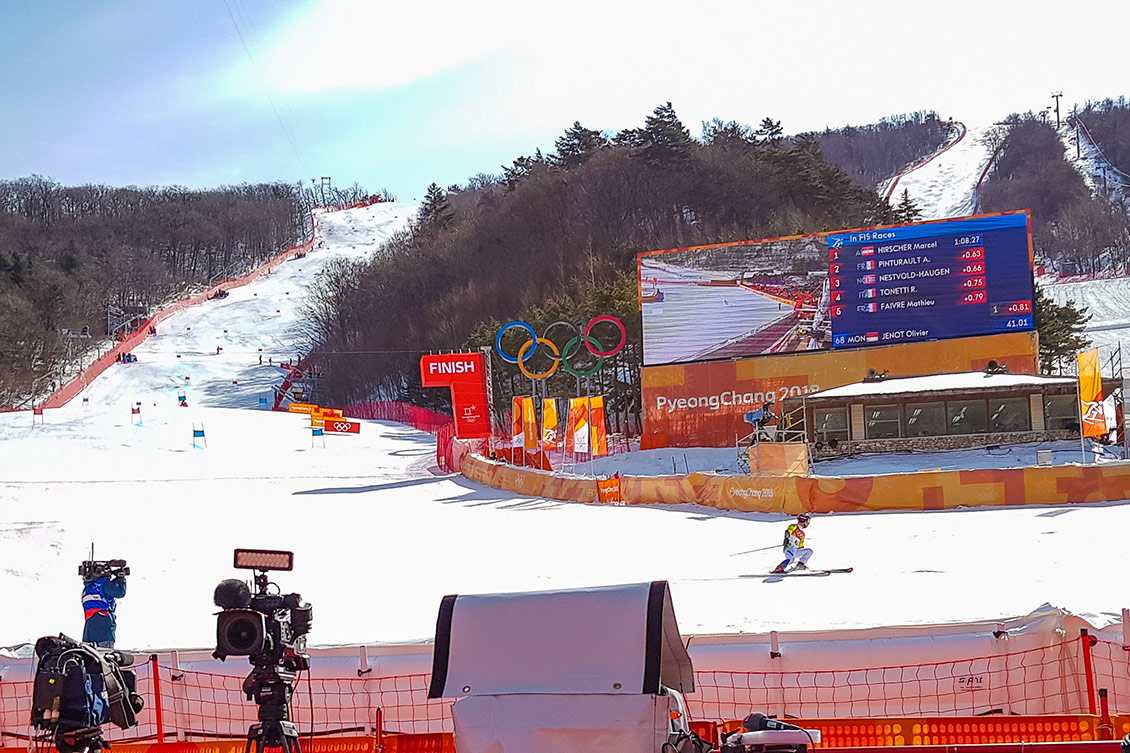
[859,288,876,299]
[861,246,875,256]
[866,332,879,342]
[864,302,877,313]
[859,274,876,285]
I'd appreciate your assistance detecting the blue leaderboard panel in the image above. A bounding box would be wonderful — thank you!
[827,212,1034,349]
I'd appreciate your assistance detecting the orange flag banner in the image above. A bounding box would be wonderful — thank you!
[522,396,538,451]
[590,395,609,456]
[511,396,524,447]
[1077,349,1106,439]
[542,398,559,451]
[565,397,590,453]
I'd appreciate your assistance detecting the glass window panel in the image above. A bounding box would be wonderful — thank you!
[814,408,849,443]
[947,399,988,435]
[864,404,901,439]
[905,402,946,437]
[1044,394,1078,430]
[989,397,1031,432]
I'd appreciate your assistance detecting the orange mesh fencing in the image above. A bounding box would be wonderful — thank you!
[3,638,1129,747]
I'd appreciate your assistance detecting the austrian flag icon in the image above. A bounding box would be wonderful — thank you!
[861,246,875,256]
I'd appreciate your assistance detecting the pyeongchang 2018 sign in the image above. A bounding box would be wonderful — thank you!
[420,352,491,439]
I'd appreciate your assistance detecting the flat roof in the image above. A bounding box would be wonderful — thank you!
[806,372,1077,401]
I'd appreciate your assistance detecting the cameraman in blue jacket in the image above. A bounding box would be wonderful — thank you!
[82,570,127,648]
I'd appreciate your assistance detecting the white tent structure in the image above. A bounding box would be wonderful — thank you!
[428,581,707,753]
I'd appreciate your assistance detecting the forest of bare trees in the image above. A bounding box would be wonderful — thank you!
[980,114,1130,277]
[808,111,952,188]
[0,177,309,405]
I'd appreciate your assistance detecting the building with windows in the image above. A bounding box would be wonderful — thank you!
[781,372,1084,458]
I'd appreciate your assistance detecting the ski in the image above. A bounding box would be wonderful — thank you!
[740,567,853,578]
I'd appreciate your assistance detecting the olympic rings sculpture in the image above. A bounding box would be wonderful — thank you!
[494,315,627,379]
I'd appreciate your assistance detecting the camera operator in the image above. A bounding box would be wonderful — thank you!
[82,567,127,648]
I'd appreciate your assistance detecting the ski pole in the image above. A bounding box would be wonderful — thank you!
[729,545,779,556]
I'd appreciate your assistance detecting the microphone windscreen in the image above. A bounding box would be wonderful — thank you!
[214,579,252,609]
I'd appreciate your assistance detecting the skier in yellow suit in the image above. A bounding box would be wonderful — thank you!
[772,513,812,573]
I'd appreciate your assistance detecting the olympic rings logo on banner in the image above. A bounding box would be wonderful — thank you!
[494,316,626,379]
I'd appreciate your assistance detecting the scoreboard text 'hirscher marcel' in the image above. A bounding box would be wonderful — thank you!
[827,212,1034,349]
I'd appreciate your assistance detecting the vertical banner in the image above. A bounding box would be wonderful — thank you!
[590,395,609,456]
[511,396,524,447]
[420,352,491,439]
[522,396,538,451]
[542,398,560,450]
[567,397,591,453]
[1077,349,1106,438]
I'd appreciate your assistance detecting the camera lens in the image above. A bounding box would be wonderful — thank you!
[217,611,266,656]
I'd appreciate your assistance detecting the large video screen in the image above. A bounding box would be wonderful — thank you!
[638,212,1033,366]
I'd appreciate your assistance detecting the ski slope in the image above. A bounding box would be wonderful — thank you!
[2,203,1130,658]
[882,122,995,221]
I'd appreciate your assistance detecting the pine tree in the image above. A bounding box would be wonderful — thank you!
[639,102,695,166]
[1034,286,1091,373]
[553,122,609,169]
[417,183,453,229]
[892,189,923,223]
[755,117,783,144]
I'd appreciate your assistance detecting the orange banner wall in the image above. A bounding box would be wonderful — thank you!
[542,398,560,450]
[522,396,538,451]
[643,331,1038,447]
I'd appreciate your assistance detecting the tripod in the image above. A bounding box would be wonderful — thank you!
[243,666,302,753]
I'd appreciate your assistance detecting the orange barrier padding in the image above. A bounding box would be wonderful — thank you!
[748,442,809,476]
[596,475,622,503]
[0,738,378,753]
[461,452,597,503]
[40,232,316,410]
[758,715,1103,748]
[639,431,669,450]
[612,462,1130,514]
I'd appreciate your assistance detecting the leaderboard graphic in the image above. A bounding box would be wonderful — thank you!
[827,212,1034,348]
[638,211,1034,366]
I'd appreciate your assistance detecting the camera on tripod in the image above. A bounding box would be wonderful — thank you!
[78,560,129,581]
[31,634,143,753]
[213,549,313,753]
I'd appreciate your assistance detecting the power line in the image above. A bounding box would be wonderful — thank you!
[222,0,313,177]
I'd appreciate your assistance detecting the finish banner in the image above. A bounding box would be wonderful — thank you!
[420,352,490,439]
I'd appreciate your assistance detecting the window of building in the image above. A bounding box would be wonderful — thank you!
[905,402,946,437]
[947,399,988,434]
[1044,394,1078,430]
[989,397,1031,432]
[813,407,849,443]
[865,404,901,439]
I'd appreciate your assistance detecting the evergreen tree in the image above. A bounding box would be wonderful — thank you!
[892,189,923,223]
[501,150,549,191]
[755,117,783,144]
[639,102,695,166]
[417,183,453,229]
[553,121,610,169]
[701,118,755,148]
[1033,286,1091,373]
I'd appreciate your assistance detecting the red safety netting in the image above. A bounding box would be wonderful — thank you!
[4,639,1128,744]
[343,402,453,436]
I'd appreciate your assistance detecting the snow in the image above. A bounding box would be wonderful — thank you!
[804,371,1074,400]
[883,122,997,221]
[2,204,1130,666]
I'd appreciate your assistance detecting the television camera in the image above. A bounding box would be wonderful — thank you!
[30,634,143,753]
[213,549,313,753]
[78,559,129,581]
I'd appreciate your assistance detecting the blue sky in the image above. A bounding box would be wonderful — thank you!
[1,0,1127,200]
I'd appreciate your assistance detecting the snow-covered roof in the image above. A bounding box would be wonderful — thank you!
[806,371,1076,401]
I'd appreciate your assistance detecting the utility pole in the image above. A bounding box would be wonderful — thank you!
[1052,91,1063,128]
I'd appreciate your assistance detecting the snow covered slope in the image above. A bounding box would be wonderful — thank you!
[2,204,1130,657]
[882,122,996,221]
